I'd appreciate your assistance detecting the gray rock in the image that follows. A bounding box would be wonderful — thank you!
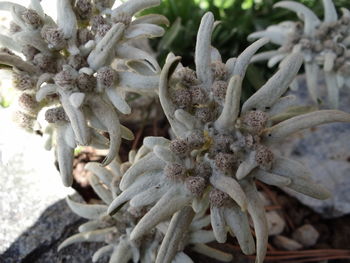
[275,76,350,218]
[273,235,303,251]
[266,211,285,236]
[0,108,108,262]
[0,199,108,263]
[0,108,72,253]
[292,224,319,247]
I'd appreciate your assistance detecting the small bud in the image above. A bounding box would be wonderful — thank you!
[211,61,227,80]
[186,130,205,149]
[194,161,212,180]
[164,163,187,181]
[75,0,92,19]
[209,189,229,207]
[241,110,269,134]
[33,53,56,73]
[189,85,207,104]
[173,67,198,86]
[315,27,327,40]
[299,38,312,49]
[21,9,42,28]
[77,73,96,92]
[113,12,132,25]
[211,80,228,100]
[185,176,207,196]
[45,107,68,123]
[68,54,88,69]
[12,71,34,91]
[170,85,192,109]
[91,15,106,32]
[195,106,215,123]
[213,134,234,153]
[255,144,274,169]
[18,93,38,112]
[215,152,236,172]
[54,66,77,87]
[12,111,35,131]
[41,26,66,50]
[96,66,117,89]
[169,138,189,156]
[96,23,112,38]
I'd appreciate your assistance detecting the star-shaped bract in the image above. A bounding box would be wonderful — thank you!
[249,0,350,108]
[107,12,350,263]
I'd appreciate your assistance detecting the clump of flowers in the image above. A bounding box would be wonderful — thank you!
[107,12,350,263]
[248,0,350,108]
[1,0,167,186]
[3,1,350,263]
[59,150,232,263]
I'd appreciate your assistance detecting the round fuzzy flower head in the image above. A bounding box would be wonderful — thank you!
[1,0,168,187]
[107,12,350,263]
[249,0,350,108]
[59,151,232,263]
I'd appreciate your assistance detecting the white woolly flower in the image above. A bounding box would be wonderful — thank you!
[249,0,350,108]
[107,12,350,263]
[59,154,232,263]
[1,0,167,186]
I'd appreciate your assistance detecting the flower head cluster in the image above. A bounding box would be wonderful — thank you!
[2,0,167,186]
[249,0,350,108]
[4,2,350,263]
[59,151,232,263]
[106,12,350,263]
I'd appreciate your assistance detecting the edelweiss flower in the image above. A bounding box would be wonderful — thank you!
[249,0,350,108]
[107,12,350,263]
[59,152,232,263]
[1,0,167,186]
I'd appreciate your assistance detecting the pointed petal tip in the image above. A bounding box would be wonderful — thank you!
[203,11,214,20]
[273,1,298,9]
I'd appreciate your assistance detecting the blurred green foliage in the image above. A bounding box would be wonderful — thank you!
[141,0,350,99]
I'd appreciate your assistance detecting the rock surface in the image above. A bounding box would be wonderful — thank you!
[0,199,108,263]
[292,224,319,247]
[266,211,286,236]
[275,76,350,218]
[0,108,72,253]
